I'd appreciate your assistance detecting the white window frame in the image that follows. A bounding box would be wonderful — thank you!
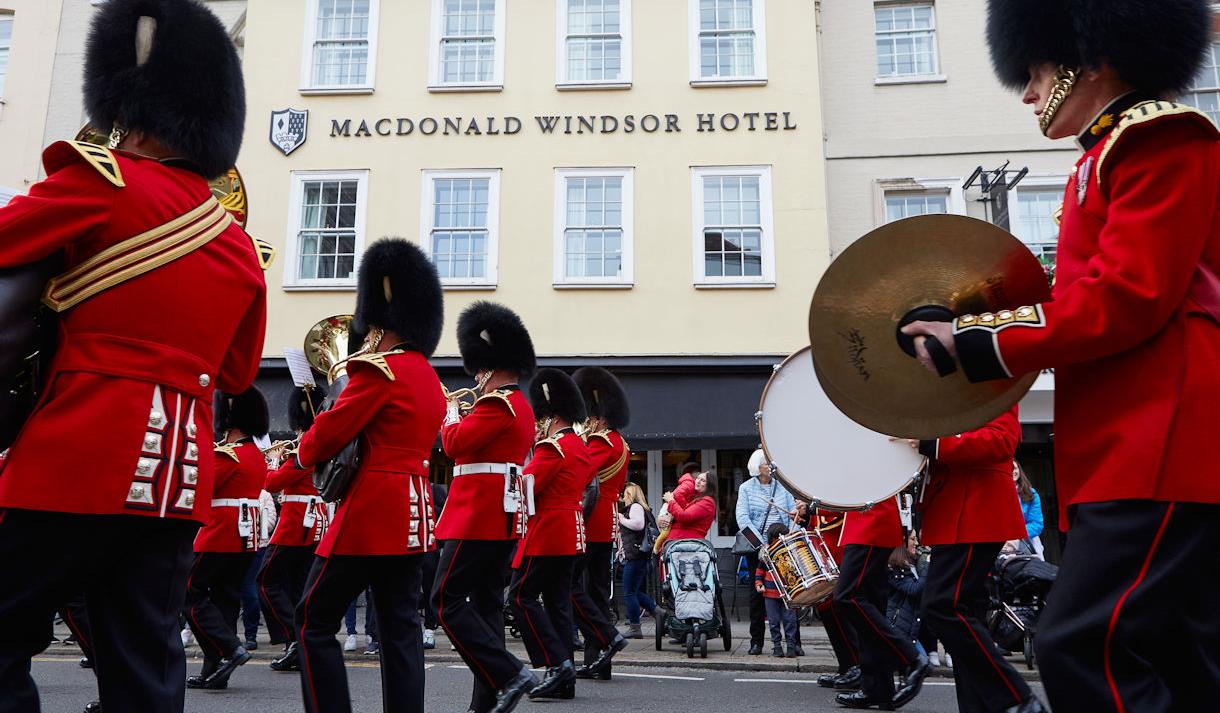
[1181,41,1220,125]
[299,0,379,95]
[690,165,775,288]
[873,1,946,86]
[874,177,966,225]
[688,0,768,87]
[419,169,501,289]
[428,0,507,92]
[0,13,13,100]
[555,0,632,90]
[553,167,634,288]
[1011,175,1067,260]
[283,170,370,290]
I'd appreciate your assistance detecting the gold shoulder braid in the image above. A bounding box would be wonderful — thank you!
[474,390,516,417]
[250,237,276,271]
[597,436,630,484]
[536,434,565,458]
[1098,101,1219,184]
[215,443,241,462]
[66,141,125,187]
[347,350,403,381]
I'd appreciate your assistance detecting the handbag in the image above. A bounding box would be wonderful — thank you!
[731,482,776,556]
[639,508,660,555]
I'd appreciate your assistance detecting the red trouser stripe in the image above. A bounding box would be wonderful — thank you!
[298,557,330,713]
[848,547,910,666]
[952,544,1021,704]
[435,541,496,688]
[514,557,551,667]
[1104,503,1175,713]
[185,555,224,660]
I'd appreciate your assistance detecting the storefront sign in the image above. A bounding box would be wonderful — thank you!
[327,111,798,138]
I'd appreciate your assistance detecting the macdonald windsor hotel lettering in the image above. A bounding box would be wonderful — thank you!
[328,111,798,138]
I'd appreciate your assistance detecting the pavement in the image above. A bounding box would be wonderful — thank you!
[31,657,1050,713]
[45,611,1042,681]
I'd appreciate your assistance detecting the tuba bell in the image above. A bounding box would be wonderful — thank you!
[303,314,385,385]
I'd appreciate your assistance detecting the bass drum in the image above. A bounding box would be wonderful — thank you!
[758,346,924,510]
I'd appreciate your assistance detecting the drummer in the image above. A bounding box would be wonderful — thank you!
[896,406,1039,713]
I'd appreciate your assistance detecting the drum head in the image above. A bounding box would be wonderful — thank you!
[758,346,924,510]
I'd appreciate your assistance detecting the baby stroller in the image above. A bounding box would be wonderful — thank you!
[987,551,1058,670]
[654,538,732,658]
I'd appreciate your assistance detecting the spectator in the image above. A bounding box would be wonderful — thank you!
[1013,462,1045,559]
[662,471,717,541]
[735,449,797,655]
[343,590,376,653]
[617,483,659,638]
[238,489,278,650]
[420,481,448,650]
[754,523,798,658]
[886,535,925,658]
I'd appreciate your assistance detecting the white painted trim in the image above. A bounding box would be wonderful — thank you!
[299,0,380,93]
[690,165,776,287]
[687,0,768,84]
[428,0,507,91]
[874,177,966,225]
[555,0,632,87]
[419,168,502,289]
[874,74,946,86]
[553,167,634,288]
[283,169,370,290]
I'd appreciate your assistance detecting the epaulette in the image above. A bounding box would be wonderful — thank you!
[250,236,276,271]
[1098,100,1220,184]
[474,390,516,417]
[347,350,402,381]
[215,444,241,462]
[587,430,613,447]
[44,141,125,188]
[536,435,565,458]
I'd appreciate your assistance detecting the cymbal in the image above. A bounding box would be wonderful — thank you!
[808,214,1051,439]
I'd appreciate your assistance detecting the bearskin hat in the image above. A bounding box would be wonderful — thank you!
[987,0,1211,96]
[353,238,444,357]
[287,385,326,433]
[84,0,245,180]
[215,386,269,438]
[456,302,537,378]
[573,367,630,430]
[528,368,587,425]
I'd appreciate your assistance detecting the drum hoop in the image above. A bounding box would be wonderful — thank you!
[757,345,918,512]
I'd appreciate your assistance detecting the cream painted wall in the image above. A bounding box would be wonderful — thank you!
[0,0,63,194]
[240,0,828,361]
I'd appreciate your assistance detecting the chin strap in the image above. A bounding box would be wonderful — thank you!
[1039,66,1079,136]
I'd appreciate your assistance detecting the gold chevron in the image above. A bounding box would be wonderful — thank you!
[348,351,401,380]
[474,391,516,417]
[1098,101,1219,184]
[215,444,241,462]
[67,140,124,187]
[536,435,565,458]
[250,236,276,271]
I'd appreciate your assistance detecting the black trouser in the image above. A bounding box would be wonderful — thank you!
[59,594,96,665]
[420,550,440,630]
[744,549,767,646]
[817,596,859,673]
[184,551,254,670]
[570,551,620,662]
[257,544,315,646]
[0,510,195,713]
[833,544,919,700]
[431,539,522,713]
[297,554,424,713]
[923,543,1031,713]
[509,555,576,667]
[1035,501,1220,713]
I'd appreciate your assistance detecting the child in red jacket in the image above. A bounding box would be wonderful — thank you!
[755,523,798,658]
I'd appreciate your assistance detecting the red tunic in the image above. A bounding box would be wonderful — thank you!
[265,460,327,547]
[814,510,847,564]
[667,472,716,541]
[295,350,445,557]
[585,430,629,543]
[839,498,902,549]
[435,389,535,541]
[0,142,266,524]
[195,440,266,552]
[513,430,590,566]
[952,100,1220,529]
[917,407,1026,546]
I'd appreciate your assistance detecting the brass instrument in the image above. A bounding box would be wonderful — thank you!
[303,314,384,384]
[443,386,479,414]
[262,438,299,468]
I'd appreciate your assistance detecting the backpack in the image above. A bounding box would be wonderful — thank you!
[639,508,660,555]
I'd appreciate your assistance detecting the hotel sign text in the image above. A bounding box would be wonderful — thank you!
[328,111,798,138]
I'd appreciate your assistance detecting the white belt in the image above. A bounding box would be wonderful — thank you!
[211,498,260,507]
[453,462,522,476]
[281,495,320,504]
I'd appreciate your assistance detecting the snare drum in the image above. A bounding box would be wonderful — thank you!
[757,346,925,510]
[763,530,839,608]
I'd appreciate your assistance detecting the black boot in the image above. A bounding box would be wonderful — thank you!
[79,656,93,669]
[834,666,862,690]
[817,672,839,688]
[580,634,627,679]
[269,642,300,672]
[1003,698,1047,713]
[492,666,539,713]
[836,690,895,711]
[186,656,219,689]
[83,702,102,713]
[891,653,930,709]
[201,645,251,689]
[747,641,763,655]
[529,660,576,700]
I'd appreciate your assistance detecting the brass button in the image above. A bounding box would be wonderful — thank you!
[130,484,145,499]
[1017,306,1034,318]
[143,434,159,450]
[958,315,976,325]
[149,410,164,427]
[185,492,195,507]
[183,465,198,485]
[137,458,154,475]
[187,423,198,437]
[187,443,198,460]
[998,310,1014,320]
[198,374,211,387]
[980,313,996,324]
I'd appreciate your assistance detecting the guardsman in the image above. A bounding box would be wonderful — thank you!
[832,498,929,709]
[901,2,1219,710]
[258,386,330,673]
[906,407,1037,713]
[811,509,861,691]
[571,367,631,679]
[0,2,264,711]
[282,239,445,713]
[432,301,538,713]
[506,368,590,701]
[184,387,269,689]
